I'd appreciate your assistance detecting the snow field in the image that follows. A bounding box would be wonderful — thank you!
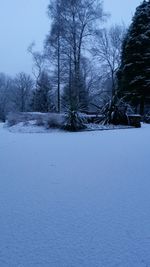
[0,123,150,266]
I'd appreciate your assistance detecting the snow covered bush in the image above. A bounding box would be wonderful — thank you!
[6,112,36,126]
[35,116,45,127]
[6,112,65,130]
[143,112,150,124]
[128,114,141,128]
[45,113,64,129]
[6,113,24,126]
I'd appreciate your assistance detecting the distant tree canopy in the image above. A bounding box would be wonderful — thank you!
[117,0,150,115]
[1,0,148,130]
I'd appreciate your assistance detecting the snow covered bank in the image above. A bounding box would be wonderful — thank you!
[4,120,133,134]
[0,123,150,266]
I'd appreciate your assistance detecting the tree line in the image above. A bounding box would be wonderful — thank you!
[0,0,150,122]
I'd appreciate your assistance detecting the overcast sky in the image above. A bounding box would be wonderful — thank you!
[0,0,141,77]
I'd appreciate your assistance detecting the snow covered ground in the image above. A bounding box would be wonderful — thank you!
[0,123,150,266]
[6,120,133,134]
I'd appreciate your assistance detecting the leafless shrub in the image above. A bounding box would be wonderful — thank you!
[35,116,45,126]
[6,113,23,126]
[45,113,64,129]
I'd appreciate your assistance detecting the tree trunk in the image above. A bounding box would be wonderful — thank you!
[139,95,145,115]
[57,35,61,113]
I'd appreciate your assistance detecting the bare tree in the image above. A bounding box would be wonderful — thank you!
[45,0,106,112]
[0,73,14,121]
[63,0,105,102]
[28,43,45,84]
[45,0,65,113]
[92,25,126,96]
[13,72,34,112]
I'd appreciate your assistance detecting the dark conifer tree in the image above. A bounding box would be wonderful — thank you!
[117,0,150,114]
[32,71,55,112]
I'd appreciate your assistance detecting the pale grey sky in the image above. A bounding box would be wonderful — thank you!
[0,0,142,76]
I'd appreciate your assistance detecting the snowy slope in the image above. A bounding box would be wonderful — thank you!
[0,123,150,266]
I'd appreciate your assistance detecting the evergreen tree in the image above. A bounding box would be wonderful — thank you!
[117,0,150,115]
[32,71,55,112]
